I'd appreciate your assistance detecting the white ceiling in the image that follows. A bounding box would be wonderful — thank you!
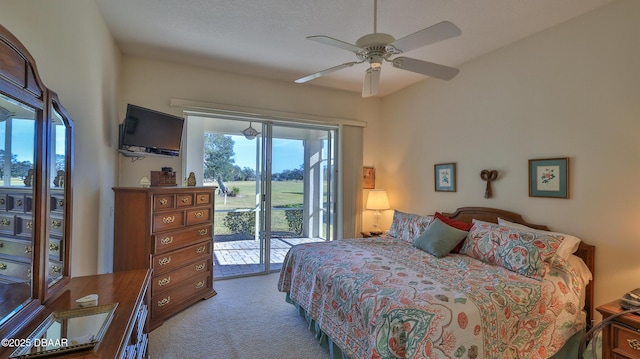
[95,0,614,97]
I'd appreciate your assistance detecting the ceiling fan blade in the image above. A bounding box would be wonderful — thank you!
[392,57,459,80]
[295,61,359,83]
[307,35,362,53]
[362,67,381,97]
[390,21,461,53]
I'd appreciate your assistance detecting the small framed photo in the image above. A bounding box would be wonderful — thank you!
[434,163,456,192]
[363,166,375,189]
[529,157,569,198]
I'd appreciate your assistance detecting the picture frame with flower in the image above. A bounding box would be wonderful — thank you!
[434,162,456,192]
[528,157,569,198]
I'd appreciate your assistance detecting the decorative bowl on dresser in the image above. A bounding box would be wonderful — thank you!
[112,186,217,330]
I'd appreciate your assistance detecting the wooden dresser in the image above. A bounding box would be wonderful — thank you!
[0,269,151,359]
[112,187,216,330]
[597,300,640,359]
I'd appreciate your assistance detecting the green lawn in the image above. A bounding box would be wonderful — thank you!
[207,180,304,235]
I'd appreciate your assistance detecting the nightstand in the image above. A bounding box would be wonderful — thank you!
[361,231,383,238]
[596,300,640,359]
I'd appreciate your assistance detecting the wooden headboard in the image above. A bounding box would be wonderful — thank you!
[443,207,595,327]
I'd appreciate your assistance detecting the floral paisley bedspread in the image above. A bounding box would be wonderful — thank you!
[277,237,585,359]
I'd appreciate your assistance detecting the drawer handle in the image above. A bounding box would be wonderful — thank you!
[0,263,6,270]
[160,198,168,205]
[194,211,203,218]
[629,339,640,351]
[16,199,22,206]
[181,197,189,203]
[195,263,206,271]
[198,228,208,236]
[51,265,61,274]
[49,242,59,251]
[158,257,172,265]
[162,216,175,224]
[158,277,171,286]
[0,218,10,226]
[0,198,4,205]
[26,268,31,279]
[58,199,64,207]
[26,221,33,230]
[196,246,205,254]
[158,297,171,307]
[195,281,205,289]
[24,246,32,254]
[200,196,206,201]
[160,236,174,245]
[51,220,62,228]
[0,241,3,248]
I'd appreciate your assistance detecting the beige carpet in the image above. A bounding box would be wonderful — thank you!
[149,273,331,359]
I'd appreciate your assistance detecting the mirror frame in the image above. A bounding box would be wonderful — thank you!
[0,24,73,340]
[44,92,73,301]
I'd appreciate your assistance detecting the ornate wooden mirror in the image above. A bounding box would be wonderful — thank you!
[0,24,73,338]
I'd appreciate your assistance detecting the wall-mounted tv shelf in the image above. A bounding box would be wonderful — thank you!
[117,149,179,161]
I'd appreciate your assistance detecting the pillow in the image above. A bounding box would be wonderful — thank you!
[566,254,593,285]
[461,220,564,280]
[412,218,469,258]
[497,218,581,260]
[387,210,434,243]
[434,212,472,253]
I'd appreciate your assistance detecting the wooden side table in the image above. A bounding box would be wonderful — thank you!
[596,300,640,359]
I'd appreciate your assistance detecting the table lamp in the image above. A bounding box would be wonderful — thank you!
[366,189,390,234]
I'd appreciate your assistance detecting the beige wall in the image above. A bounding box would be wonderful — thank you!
[370,0,640,311]
[0,0,121,276]
[2,0,635,316]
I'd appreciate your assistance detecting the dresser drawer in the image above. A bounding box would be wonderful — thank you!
[15,215,34,238]
[50,193,65,213]
[49,214,64,237]
[154,194,175,211]
[0,214,15,235]
[186,208,211,226]
[195,192,211,205]
[7,194,31,213]
[0,257,31,282]
[151,272,210,317]
[153,224,212,254]
[152,259,210,294]
[0,237,32,259]
[612,323,640,359]
[48,238,62,261]
[176,193,194,207]
[152,241,211,274]
[153,211,185,232]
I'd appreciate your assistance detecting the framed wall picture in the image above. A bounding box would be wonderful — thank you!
[434,163,456,192]
[363,166,375,189]
[529,157,569,198]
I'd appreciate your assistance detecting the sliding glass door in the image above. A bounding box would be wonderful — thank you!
[183,114,337,279]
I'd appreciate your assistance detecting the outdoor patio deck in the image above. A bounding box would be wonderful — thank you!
[214,237,324,278]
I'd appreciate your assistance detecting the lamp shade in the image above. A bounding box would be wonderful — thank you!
[366,189,390,210]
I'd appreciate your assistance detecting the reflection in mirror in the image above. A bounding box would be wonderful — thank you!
[9,303,118,358]
[0,93,36,326]
[48,107,66,287]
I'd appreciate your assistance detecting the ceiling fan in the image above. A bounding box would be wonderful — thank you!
[294,0,461,97]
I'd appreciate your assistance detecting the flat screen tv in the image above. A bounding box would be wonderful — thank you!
[120,104,184,155]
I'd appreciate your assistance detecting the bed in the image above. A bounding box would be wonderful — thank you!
[277,207,595,359]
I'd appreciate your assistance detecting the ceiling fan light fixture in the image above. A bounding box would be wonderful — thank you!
[242,122,260,140]
[295,0,461,97]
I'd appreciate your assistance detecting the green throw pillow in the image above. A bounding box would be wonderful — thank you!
[413,218,469,257]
